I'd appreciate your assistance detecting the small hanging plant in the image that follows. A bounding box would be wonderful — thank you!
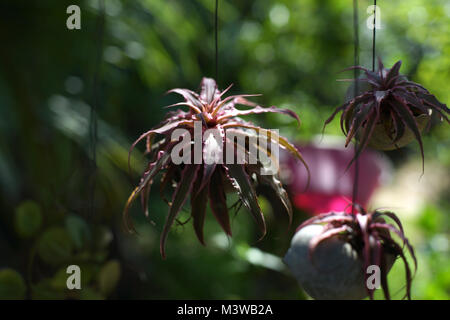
[284,207,417,300]
[124,78,308,258]
[324,59,449,168]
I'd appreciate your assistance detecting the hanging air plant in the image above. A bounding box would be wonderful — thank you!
[124,77,308,258]
[284,207,417,300]
[324,59,449,168]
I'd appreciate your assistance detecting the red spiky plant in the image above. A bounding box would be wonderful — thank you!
[324,59,449,169]
[124,78,308,258]
[296,206,417,299]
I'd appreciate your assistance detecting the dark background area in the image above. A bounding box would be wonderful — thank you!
[0,0,448,299]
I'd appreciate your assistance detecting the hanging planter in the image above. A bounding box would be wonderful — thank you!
[324,59,449,167]
[124,78,308,258]
[284,208,416,300]
[364,113,430,151]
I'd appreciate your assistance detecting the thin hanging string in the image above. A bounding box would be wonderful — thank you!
[351,0,377,213]
[88,0,105,219]
[215,0,219,81]
[351,0,360,214]
[372,0,377,71]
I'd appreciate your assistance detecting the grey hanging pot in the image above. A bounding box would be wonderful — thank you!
[284,210,416,300]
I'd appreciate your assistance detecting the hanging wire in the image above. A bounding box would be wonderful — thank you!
[215,0,219,81]
[372,0,377,71]
[351,0,360,214]
[352,0,377,213]
[88,0,105,219]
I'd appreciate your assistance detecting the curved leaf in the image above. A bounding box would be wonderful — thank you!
[217,105,300,126]
[390,96,425,173]
[390,109,405,144]
[191,173,209,245]
[385,60,402,84]
[123,151,171,232]
[163,101,202,114]
[167,88,203,109]
[346,107,379,171]
[200,77,219,104]
[222,123,310,187]
[160,164,200,259]
[209,169,232,236]
[258,173,292,228]
[225,164,266,238]
[128,119,192,173]
[344,101,374,147]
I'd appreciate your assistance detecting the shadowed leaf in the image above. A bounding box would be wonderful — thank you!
[225,164,266,238]
[209,169,232,236]
[160,164,200,259]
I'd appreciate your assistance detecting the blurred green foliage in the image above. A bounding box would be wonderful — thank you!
[0,269,26,300]
[14,201,42,238]
[0,0,448,299]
